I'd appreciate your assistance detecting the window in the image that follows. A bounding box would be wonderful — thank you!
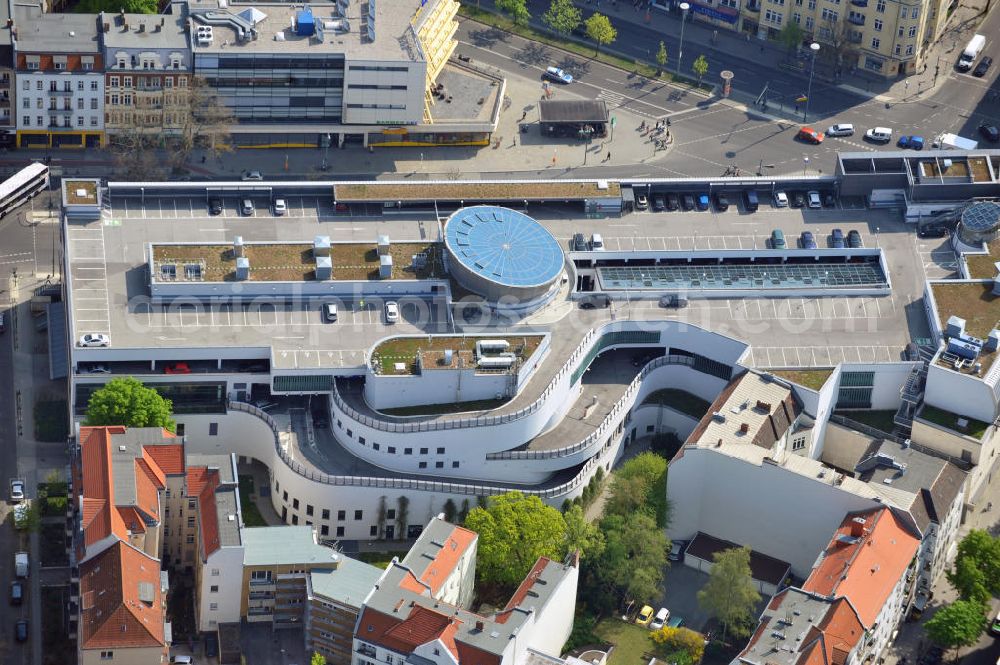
[187,517,195,527]
[110,76,120,87]
[27,61,38,70]
[91,99,98,109]
[793,11,801,22]
[908,26,917,37]
[419,462,427,469]
[404,448,412,455]
[77,116,84,127]
[387,446,396,454]
[321,525,329,536]
[765,9,783,23]
[21,98,28,109]
[322,509,330,520]
[436,447,445,454]
[21,80,28,91]
[337,526,345,537]
[387,509,396,520]
[875,0,885,10]
[165,77,173,88]
[897,25,904,36]
[894,44,901,55]
[871,37,880,48]
[370,525,378,537]
[420,447,428,455]
[189,499,197,510]
[337,510,346,521]
[293,498,299,510]
[821,8,838,21]
[805,16,814,28]
[210,603,218,611]
[90,81,98,91]
[282,491,288,501]
[435,461,444,469]
[209,423,219,436]
[77,98,84,109]
[179,77,187,87]
[358,436,365,445]
[792,437,806,451]
[250,570,271,581]
[911,6,918,17]
[807,0,816,9]
[292,515,299,525]
[346,429,353,438]
[54,61,65,71]
[452,461,460,468]
[35,81,42,91]
[210,585,219,593]
[906,44,914,55]
[22,115,29,126]
[211,569,220,576]
[873,18,882,30]
[373,443,380,451]
[100,652,114,660]
[354,510,363,520]
[186,534,195,544]
[123,76,132,87]
[306,505,314,517]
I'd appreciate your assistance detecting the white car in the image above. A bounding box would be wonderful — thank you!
[865,127,893,143]
[242,170,263,181]
[773,191,789,208]
[826,123,855,137]
[80,364,111,374]
[9,480,24,503]
[807,191,822,209]
[79,333,110,347]
[273,198,287,216]
[385,301,400,323]
[650,608,670,631]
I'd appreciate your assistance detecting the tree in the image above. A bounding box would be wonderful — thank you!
[924,600,986,657]
[947,530,1000,604]
[75,0,156,13]
[651,626,706,665]
[442,499,458,523]
[465,492,567,589]
[167,76,234,172]
[84,377,176,433]
[656,41,668,74]
[588,512,667,608]
[777,22,804,54]
[604,452,669,527]
[310,653,327,665]
[496,0,531,26]
[584,13,616,55]
[691,55,709,84]
[562,504,604,560]
[821,16,856,73]
[543,0,581,35]
[698,547,760,639]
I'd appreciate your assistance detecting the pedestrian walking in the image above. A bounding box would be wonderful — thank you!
[606,151,612,161]
[520,110,527,121]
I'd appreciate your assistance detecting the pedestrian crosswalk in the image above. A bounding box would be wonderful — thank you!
[597,90,660,119]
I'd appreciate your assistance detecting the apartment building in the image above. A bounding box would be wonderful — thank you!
[353,517,579,665]
[100,8,192,139]
[0,3,15,146]
[11,4,104,148]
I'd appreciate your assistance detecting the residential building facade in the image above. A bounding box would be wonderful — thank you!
[12,5,104,148]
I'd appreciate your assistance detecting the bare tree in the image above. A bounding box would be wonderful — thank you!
[109,124,164,181]
[821,16,857,73]
[170,76,235,171]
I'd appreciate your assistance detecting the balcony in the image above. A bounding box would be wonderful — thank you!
[247,607,273,616]
[0,77,11,88]
[248,591,274,600]
[745,2,760,10]
[851,0,868,6]
[47,88,74,96]
[357,645,377,658]
[848,14,866,24]
[848,32,863,43]
[249,578,275,588]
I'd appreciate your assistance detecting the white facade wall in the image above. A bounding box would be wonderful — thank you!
[924,361,998,423]
[513,560,579,659]
[667,448,882,576]
[627,405,700,441]
[864,363,916,410]
[17,72,104,133]
[806,365,841,458]
[341,58,427,126]
[198,546,244,632]
[364,369,510,410]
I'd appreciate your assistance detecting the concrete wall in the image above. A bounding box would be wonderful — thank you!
[683,552,779,596]
[910,418,982,464]
[150,277,448,300]
[924,362,998,423]
[667,447,881,576]
[822,422,878,471]
[627,404,700,442]
[198,545,244,631]
[515,559,579,659]
[363,368,510,410]
[863,362,915,411]
[341,57,426,126]
[81,646,165,665]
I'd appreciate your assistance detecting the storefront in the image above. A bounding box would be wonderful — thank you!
[17,130,103,149]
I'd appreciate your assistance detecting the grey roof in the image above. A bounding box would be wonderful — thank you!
[47,302,67,380]
[538,100,609,124]
[242,525,341,567]
[0,2,13,49]
[110,427,178,507]
[186,0,425,60]
[12,4,100,53]
[100,10,189,50]
[855,439,967,533]
[187,453,237,485]
[214,487,242,548]
[398,516,466,578]
[309,556,382,609]
[738,589,858,665]
[685,532,791,586]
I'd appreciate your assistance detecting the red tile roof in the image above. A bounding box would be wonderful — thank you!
[359,606,464,659]
[195,468,222,558]
[495,557,551,624]
[799,599,865,665]
[142,442,184,476]
[79,427,128,548]
[802,508,919,627]
[79,541,166,649]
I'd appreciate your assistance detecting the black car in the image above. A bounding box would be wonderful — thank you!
[208,197,223,215]
[652,194,666,212]
[917,225,948,238]
[9,581,22,605]
[847,230,863,248]
[659,294,688,309]
[665,193,680,211]
[572,233,589,251]
[681,194,695,211]
[979,123,1000,143]
[579,294,610,309]
[791,191,806,208]
[973,56,993,77]
[714,192,730,211]
[15,619,27,642]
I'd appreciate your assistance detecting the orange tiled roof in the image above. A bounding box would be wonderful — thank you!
[134,457,165,524]
[360,605,465,659]
[143,443,184,476]
[495,557,551,624]
[413,524,476,596]
[79,540,165,649]
[79,427,128,547]
[193,467,222,558]
[802,508,919,626]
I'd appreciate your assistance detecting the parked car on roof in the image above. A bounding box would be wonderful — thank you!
[713,192,729,211]
[696,194,710,211]
[164,362,191,374]
[79,333,110,347]
[830,228,845,248]
[791,191,806,208]
[800,231,817,249]
[773,191,788,208]
[847,230,863,248]
[807,191,822,209]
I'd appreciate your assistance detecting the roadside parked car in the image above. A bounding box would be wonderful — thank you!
[681,194,695,211]
[572,233,589,251]
[579,294,610,309]
[635,194,649,210]
[797,127,824,144]
[323,303,339,322]
[659,294,688,309]
[973,55,993,77]
[714,192,730,211]
[384,301,400,323]
[9,479,24,503]
[208,197,223,215]
[807,191,822,209]
[543,66,573,84]
[791,191,806,208]
[650,608,670,631]
[242,170,263,180]
[15,619,27,642]
[865,127,893,143]
[668,540,688,561]
[979,123,1000,143]
[636,605,655,627]
[273,198,287,216]
[9,581,23,605]
[666,193,680,211]
[696,194,710,211]
[826,123,855,137]
[897,135,925,150]
[917,225,948,238]
[652,194,666,211]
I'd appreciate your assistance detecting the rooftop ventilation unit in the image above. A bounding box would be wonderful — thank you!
[946,315,966,339]
[379,254,393,279]
[313,235,331,257]
[233,236,244,258]
[195,25,213,45]
[295,7,315,36]
[378,234,391,256]
[478,354,516,369]
[235,257,250,281]
[315,255,332,280]
[987,329,1000,353]
[476,340,510,356]
[443,349,454,365]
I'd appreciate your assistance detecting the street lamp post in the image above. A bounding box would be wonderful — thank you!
[804,42,820,123]
[676,3,691,78]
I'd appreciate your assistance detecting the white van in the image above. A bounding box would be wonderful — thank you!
[958,34,986,70]
[865,127,893,143]
[591,233,605,251]
[169,657,194,665]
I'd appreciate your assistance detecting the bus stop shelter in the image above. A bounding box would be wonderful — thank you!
[538,100,609,139]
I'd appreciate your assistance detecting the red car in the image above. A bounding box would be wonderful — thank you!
[798,127,825,144]
[164,362,192,374]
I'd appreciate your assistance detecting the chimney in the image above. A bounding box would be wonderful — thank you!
[475,620,484,631]
[739,422,750,434]
[756,400,771,411]
[849,516,866,537]
[138,22,145,33]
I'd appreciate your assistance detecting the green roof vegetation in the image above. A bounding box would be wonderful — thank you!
[641,389,711,419]
[770,369,834,391]
[372,335,544,376]
[834,410,898,436]
[964,239,1000,279]
[919,405,991,440]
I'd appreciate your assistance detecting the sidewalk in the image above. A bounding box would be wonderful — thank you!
[546,0,988,107]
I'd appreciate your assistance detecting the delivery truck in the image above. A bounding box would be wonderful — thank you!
[936,133,978,150]
[958,34,986,71]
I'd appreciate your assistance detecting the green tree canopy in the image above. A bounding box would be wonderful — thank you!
[691,55,710,83]
[465,492,567,589]
[777,22,805,53]
[496,0,531,25]
[543,0,582,35]
[924,600,986,655]
[604,452,669,527]
[590,511,667,605]
[75,0,156,13]
[651,626,705,665]
[584,13,617,54]
[85,377,176,433]
[311,653,328,665]
[656,41,668,72]
[947,530,1000,604]
[697,547,760,639]
[562,504,604,560]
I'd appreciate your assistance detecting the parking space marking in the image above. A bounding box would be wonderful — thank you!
[749,344,896,367]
